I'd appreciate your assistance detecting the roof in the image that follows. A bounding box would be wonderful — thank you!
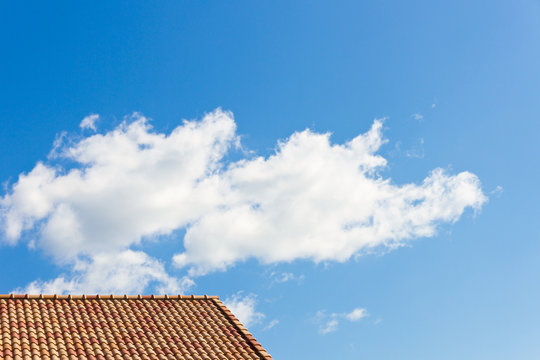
[0,294,273,360]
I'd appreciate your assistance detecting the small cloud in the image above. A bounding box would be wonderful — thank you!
[47,131,68,159]
[316,307,369,334]
[490,185,503,196]
[411,113,424,121]
[270,271,304,285]
[224,292,265,327]
[405,138,425,159]
[320,318,339,334]
[431,103,436,109]
[80,114,99,131]
[264,319,279,330]
[345,308,368,321]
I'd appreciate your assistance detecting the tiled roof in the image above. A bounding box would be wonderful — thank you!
[0,294,272,360]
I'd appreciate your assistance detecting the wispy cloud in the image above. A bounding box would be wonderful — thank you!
[270,271,305,285]
[264,319,279,330]
[405,138,425,159]
[0,109,487,293]
[411,113,424,121]
[80,114,99,131]
[316,307,369,334]
[320,318,339,334]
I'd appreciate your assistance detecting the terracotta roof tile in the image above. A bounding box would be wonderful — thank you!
[0,295,272,360]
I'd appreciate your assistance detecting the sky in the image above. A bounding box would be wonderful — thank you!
[1,1,540,359]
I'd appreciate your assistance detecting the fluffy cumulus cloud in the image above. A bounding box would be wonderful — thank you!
[174,118,486,275]
[2,111,235,260]
[17,250,193,295]
[0,109,487,293]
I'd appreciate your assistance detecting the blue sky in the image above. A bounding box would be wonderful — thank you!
[1,1,540,359]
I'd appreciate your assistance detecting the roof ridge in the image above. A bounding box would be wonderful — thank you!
[0,294,220,300]
[211,297,273,360]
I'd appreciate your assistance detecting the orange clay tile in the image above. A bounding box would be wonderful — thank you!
[0,294,272,360]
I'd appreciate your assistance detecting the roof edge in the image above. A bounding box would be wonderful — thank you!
[0,294,220,300]
[212,298,273,360]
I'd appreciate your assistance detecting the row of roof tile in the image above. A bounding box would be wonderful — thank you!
[0,295,272,360]
[0,294,220,300]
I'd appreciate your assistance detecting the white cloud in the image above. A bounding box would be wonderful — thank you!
[80,114,99,131]
[174,119,486,275]
[270,271,304,284]
[405,138,425,159]
[320,318,339,334]
[0,109,487,292]
[316,307,369,334]
[224,292,265,327]
[264,319,279,330]
[412,113,424,121]
[48,131,68,159]
[345,308,368,321]
[1,109,236,260]
[490,185,503,196]
[16,250,193,295]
